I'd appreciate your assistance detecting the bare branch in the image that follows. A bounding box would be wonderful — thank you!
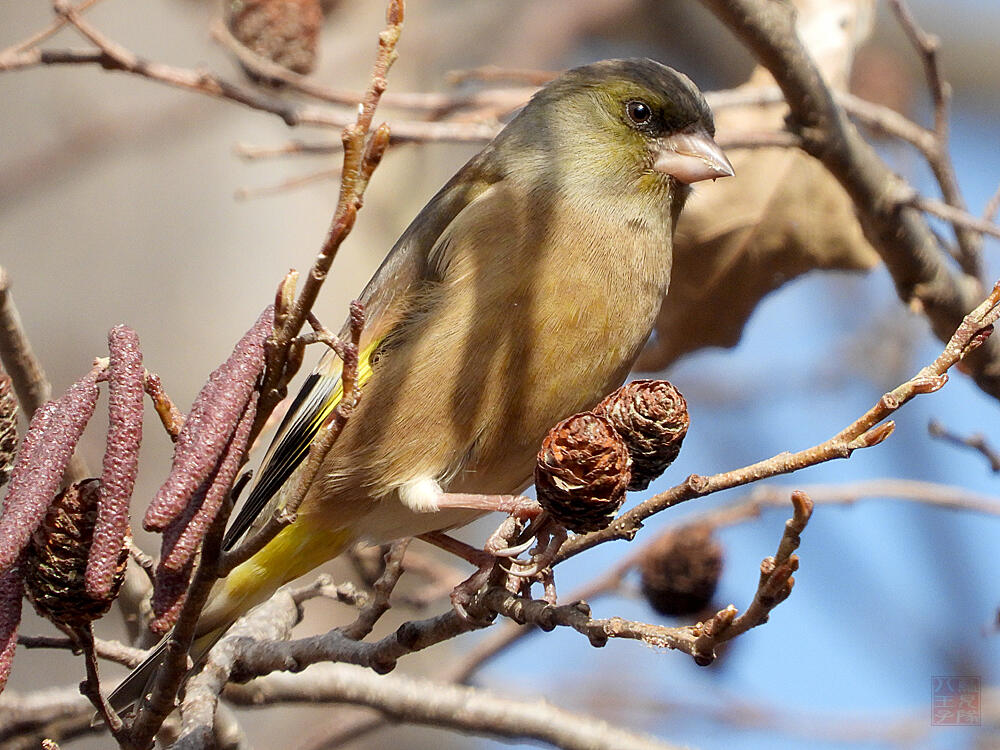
[250,0,400,446]
[224,664,685,750]
[75,625,129,743]
[886,0,981,277]
[340,541,408,641]
[928,420,1000,472]
[0,685,90,743]
[220,303,365,575]
[17,634,144,668]
[0,0,105,57]
[235,167,341,201]
[689,491,813,664]
[560,280,1000,562]
[910,195,1000,241]
[699,0,1000,398]
[211,19,533,119]
[0,267,51,421]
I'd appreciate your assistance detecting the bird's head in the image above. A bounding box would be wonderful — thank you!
[501,58,733,201]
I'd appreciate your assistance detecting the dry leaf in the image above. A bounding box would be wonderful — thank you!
[637,0,880,371]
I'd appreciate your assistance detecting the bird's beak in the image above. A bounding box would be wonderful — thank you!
[653,127,734,184]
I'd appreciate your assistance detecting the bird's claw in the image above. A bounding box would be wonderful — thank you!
[449,567,495,624]
[490,536,536,558]
[446,507,566,620]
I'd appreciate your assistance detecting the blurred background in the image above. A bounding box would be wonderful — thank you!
[1,1,999,748]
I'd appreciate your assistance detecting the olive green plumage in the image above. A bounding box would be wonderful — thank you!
[110,58,730,713]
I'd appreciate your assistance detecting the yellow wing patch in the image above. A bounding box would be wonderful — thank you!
[308,338,379,432]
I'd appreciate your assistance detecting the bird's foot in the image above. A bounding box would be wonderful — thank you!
[502,517,566,579]
[419,497,564,620]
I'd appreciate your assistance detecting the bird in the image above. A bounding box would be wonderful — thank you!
[110,57,732,713]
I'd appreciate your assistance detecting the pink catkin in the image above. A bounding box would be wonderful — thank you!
[0,371,100,576]
[159,392,257,572]
[144,306,273,532]
[87,326,144,597]
[0,561,24,694]
[150,558,193,635]
[1,401,57,514]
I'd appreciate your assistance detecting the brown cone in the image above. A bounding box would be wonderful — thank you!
[594,379,689,491]
[535,412,631,533]
[639,524,723,617]
[24,479,129,630]
[226,0,323,77]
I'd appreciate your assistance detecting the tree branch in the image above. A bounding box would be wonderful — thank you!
[698,0,1000,400]
[560,281,1000,561]
[221,664,685,750]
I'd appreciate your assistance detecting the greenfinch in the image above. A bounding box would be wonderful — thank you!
[111,57,731,711]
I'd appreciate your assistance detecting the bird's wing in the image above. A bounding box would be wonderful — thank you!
[222,160,501,551]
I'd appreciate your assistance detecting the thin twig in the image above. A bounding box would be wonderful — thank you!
[128,540,156,587]
[127,510,228,747]
[886,0,981,278]
[911,195,1000,241]
[449,554,637,684]
[0,267,57,419]
[689,491,812,663]
[0,264,50,419]
[219,303,365,575]
[0,284,90,486]
[211,19,532,119]
[17,634,145,668]
[250,0,400,447]
[234,139,343,160]
[75,626,131,746]
[0,685,92,744]
[235,167,341,201]
[0,0,104,57]
[984,183,1000,224]
[928,419,1000,472]
[445,65,557,87]
[142,371,184,442]
[559,280,1000,562]
[699,478,1000,529]
[340,540,408,641]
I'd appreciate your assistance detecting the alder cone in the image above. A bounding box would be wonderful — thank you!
[639,524,723,617]
[0,371,17,488]
[226,0,322,77]
[535,412,631,533]
[24,479,129,629]
[595,380,688,491]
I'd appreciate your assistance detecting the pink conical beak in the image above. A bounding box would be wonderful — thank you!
[653,127,734,184]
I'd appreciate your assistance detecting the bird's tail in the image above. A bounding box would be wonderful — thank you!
[105,625,226,719]
[107,520,355,717]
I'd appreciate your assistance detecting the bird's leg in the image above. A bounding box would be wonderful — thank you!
[431,491,543,521]
[400,482,543,557]
[405,483,559,618]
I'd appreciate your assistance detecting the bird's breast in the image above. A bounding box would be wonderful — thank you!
[315,187,675,505]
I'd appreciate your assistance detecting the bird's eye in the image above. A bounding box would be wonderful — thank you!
[625,100,652,125]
